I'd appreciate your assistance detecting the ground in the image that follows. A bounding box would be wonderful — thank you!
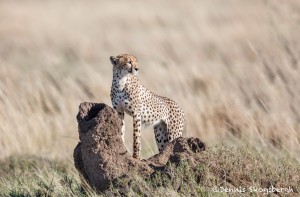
[0,145,299,196]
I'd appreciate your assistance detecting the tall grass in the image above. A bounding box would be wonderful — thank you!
[0,0,300,159]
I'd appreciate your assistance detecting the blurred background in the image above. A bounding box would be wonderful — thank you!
[0,0,300,160]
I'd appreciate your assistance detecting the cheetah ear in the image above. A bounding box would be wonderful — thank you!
[110,56,117,66]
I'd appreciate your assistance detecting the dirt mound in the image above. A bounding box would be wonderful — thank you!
[73,102,206,192]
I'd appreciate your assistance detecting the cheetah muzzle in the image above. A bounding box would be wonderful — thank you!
[110,54,185,160]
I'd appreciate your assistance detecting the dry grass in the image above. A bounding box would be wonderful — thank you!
[1,1,300,194]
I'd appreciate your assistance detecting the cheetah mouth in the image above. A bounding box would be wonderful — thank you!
[129,68,138,75]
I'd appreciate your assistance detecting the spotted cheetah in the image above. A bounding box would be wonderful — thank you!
[110,54,185,159]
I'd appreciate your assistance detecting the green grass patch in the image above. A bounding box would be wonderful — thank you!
[0,155,96,197]
[0,145,299,196]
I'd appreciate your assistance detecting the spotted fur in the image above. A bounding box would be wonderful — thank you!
[110,54,185,160]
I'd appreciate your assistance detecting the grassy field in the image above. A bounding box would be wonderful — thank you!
[0,0,300,195]
[1,145,299,196]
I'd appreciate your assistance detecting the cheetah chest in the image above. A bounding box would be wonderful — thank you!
[112,91,133,115]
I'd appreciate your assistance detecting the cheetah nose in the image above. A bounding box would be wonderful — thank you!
[135,68,139,71]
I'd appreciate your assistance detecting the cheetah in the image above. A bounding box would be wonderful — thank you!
[110,54,185,160]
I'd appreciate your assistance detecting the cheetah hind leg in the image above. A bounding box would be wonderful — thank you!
[154,121,168,152]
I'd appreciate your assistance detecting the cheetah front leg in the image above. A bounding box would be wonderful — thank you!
[132,112,142,159]
[113,105,125,143]
[118,111,125,143]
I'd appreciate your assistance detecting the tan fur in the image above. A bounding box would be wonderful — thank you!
[110,54,185,160]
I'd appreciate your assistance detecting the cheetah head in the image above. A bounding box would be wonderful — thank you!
[110,54,139,76]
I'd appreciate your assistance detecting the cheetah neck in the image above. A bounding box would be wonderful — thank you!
[112,71,137,92]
